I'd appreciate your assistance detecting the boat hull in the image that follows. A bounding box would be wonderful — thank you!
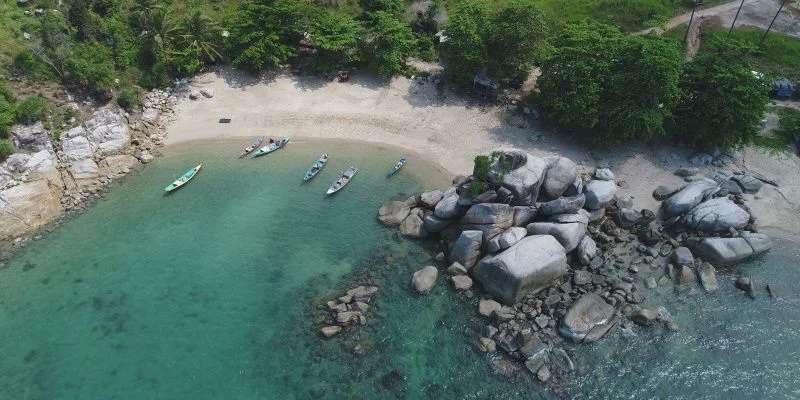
[253,136,291,157]
[165,163,203,192]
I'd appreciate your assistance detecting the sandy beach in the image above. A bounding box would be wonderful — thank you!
[166,67,800,235]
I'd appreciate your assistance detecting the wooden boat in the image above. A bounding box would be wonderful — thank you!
[326,166,358,195]
[165,163,202,192]
[252,136,291,157]
[304,154,329,181]
[239,136,265,158]
[387,157,407,176]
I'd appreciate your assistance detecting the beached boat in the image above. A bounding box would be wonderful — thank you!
[387,158,407,176]
[164,163,202,192]
[326,166,358,195]
[252,136,291,157]
[303,154,329,181]
[239,136,265,158]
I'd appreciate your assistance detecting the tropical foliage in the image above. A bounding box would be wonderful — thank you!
[671,54,769,150]
[537,21,682,143]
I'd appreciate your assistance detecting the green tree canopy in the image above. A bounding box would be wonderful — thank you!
[359,0,404,16]
[537,21,682,144]
[672,54,769,150]
[307,12,362,73]
[230,0,315,71]
[439,0,491,85]
[486,0,548,81]
[362,11,417,77]
[179,10,222,63]
[65,42,116,89]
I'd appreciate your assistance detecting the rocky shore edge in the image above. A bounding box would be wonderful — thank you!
[0,84,215,262]
[359,148,778,384]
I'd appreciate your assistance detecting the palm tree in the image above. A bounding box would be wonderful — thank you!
[179,10,222,63]
[146,10,180,71]
[130,0,163,33]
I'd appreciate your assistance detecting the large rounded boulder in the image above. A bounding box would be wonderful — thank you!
[378,201,411,226]
[473,235,567,304]
[661,178,718,218]
[542,156,579,200]
[497,152,548,206]
[681,197,750,231]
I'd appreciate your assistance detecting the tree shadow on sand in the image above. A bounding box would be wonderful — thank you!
[210,66,282,90]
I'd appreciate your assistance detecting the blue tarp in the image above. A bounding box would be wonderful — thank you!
[770,79,794,98]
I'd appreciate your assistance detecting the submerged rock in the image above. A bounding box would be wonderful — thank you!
[697,262,719,292]
[560,293,615,342]
[320,326,342,337]
[412,266,438,294]
[631,308,660,326]
[473,235,567,304]
[691,233,772,265]
[378,201,411,226]
[478,299,502,317]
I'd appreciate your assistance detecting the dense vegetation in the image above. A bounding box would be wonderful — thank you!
[440,0,548,86]
[0,0,794,157]
[537,21,682,144]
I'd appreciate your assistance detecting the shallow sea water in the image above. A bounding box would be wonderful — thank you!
[0,139,798,399]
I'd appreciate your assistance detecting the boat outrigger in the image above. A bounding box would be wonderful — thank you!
[239,136,265,158]
[304,154,329,181]
[387,157,407,176]
[165,163,202,192]
[326,166,358,195]
[252,136,291,157]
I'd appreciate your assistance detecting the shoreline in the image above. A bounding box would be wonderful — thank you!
[166,67,800,236]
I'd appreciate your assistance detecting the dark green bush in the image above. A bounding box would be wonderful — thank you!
[17,94,49,125]
[473,155,491,181]
[0,139,14,161]
[117,89,140,111]
[65,43,116,89]
[0,82,16,138]
[466,180,488,197]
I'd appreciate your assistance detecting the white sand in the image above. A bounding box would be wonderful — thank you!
[166,67,800,235]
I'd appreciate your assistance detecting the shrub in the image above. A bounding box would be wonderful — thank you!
[473,155,491,181]
[65,43,116,89]
[466,180,488,197]
[117,89,140,111]
[0,139,14,161]
[0,82,16,138]
[17,94,48,125]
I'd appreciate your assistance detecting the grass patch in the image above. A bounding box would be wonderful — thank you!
[0,1,30,74]
[755,106,800,153]
[701,28,800,79]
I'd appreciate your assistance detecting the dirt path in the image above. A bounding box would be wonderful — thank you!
[638,0,800,38]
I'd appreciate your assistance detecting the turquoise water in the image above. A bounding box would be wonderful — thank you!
[0,140,798,399]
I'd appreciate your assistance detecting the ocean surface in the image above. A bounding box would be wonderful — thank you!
[0,139,798,400]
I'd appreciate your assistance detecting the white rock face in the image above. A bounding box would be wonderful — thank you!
[101,154,138,174]
[60,136,94,162]
[69,159,100,181]
[0,179,63,241]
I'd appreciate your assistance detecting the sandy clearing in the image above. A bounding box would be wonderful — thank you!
[166,67,800,235]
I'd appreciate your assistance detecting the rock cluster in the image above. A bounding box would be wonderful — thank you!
[316,285,378,338]
[376,147,775,384]
[1,88,180,243]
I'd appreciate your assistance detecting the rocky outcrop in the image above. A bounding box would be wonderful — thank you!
[526,217,586,252]
[540,194,585,216]
[560,293,616,343]
[542,156,578,200]
[434,189,462,219]
[486,227,527,253]
[473,235,567,304]
[583,180,616,210]
[449,230,483,269]
[661,178,717,218]
[0,179,63,241]
[11,122,52,151]
[399,208,428,238]
[378,200,411,226]
[690,233,772,265]
[500,153,547,206]
[419,189,443,209]
[682,197,749,232]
